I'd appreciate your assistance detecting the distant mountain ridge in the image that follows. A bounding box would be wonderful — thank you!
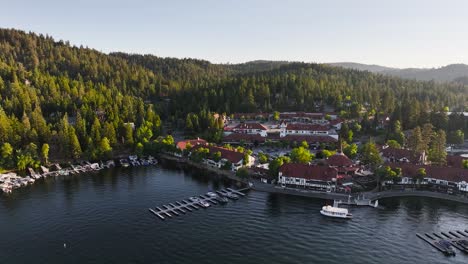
[329,62,468,83]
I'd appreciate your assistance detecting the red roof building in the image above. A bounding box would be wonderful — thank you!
[232,122,268,137]
[327,152,354,167]
[380,147,426,164]
[388,163,468,184]
[203,145,245,164]
[279,163,338,182]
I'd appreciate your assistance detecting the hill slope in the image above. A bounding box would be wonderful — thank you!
[329,62,468,82]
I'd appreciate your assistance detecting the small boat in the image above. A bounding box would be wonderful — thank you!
[226,193,239,200]
[189,196,200,202]
[206,192,218,198]
[320,205,353,219]
[438,240,456,256]
[198,200,210,208]
[215,196,229,204]
[147,156,158,165]
[119,159,130,168]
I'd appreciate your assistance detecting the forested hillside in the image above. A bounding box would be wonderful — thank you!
[0,28,467,171]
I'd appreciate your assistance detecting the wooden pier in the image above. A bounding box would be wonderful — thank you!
[148,188,249,221]
[416,230,468,256]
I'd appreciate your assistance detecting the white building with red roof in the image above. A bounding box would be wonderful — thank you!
[386,163,468,193]
[232,122,268,137]
[278,163,338,191]
[280,123,338,139]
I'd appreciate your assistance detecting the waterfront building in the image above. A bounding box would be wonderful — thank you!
[386,164,468,193]
[278,163,338,191]
[326,152,358,176]
[193,145,255,171]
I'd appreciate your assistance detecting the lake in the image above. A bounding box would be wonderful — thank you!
[1,163,468,264]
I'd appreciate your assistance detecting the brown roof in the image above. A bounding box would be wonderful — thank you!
[387,163,468,183]
[446,155,466,168]
[233,123,268,131]
[279,163,338,181]
[380,147,421,164]
[286,123,329,131]
[176,138,207,150]
[327,152,354,167]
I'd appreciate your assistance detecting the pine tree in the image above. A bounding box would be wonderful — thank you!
[68,127,82,159]
[428,130,447,165]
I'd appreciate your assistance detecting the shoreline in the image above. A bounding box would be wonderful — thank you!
[157,153,468,206]
[3,152,468,206]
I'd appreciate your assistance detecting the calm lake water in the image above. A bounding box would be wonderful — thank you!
[1,163,468,264]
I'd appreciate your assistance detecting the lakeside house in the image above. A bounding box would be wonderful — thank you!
[278,163,338,191]
[192,145,255,172]
[385,163,468,193]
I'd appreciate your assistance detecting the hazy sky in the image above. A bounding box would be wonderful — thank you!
[1,0,467,68]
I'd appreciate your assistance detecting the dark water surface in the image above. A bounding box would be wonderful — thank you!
[1,165,468,264]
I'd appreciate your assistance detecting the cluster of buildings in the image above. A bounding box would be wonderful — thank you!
[277,152,359,192]
[379,145,468,193]
[176,138,255,172]
[223,112,344,147]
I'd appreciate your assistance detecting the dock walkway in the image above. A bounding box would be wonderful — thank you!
[416,230,468,256]
[148,188,249,220]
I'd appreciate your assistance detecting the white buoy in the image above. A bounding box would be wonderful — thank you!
[64,243,67,248]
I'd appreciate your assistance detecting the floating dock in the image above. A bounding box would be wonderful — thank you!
[416,230,468,256]
[148,188,249,220]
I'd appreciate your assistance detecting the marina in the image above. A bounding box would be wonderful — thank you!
[149,188,249,220]
[0,155,157,194]
[417,230,468,256]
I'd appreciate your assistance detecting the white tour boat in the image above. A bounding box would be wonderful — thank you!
[320,205,353,219]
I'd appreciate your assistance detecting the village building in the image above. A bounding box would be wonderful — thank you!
[278,163,338,191]
[380,146,427,164]
[385,164,468,193]
[192,145,255,172]
[231,123,268,137]
[326,152,358,176]
[280,123,339,139]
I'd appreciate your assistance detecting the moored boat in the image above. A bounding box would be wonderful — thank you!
[198,200,210,208]
[119,159,130,167]
[438,240,456,256]
[320,205,353,219]
[226,193,239,200]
